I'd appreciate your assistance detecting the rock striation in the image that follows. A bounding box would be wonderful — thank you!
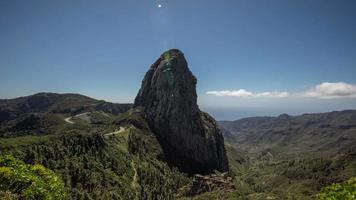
[134,49,229,174]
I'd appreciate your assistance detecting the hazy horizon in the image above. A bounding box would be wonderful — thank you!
[1,91,356,121]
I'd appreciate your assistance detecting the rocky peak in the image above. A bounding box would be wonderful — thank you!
[134,49,229,174]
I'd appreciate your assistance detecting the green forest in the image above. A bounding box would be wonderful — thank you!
[0,112,189,199]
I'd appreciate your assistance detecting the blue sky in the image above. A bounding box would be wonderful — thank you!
[0,0,356,119]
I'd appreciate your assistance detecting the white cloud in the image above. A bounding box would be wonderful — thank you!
[206,89,253,97]
[206,90,289,98]
[255,91,289,98]
[206,82,356,99]
[302,82,356,99]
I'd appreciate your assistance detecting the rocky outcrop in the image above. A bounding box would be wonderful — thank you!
[134,49,229,174]
[186,171,235,196]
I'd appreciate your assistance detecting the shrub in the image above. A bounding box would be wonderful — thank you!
[317,177,356,200]
[0,155,66,200]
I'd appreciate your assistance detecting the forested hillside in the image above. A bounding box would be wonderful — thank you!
[0,109,188,199]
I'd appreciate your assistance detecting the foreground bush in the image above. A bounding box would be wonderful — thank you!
[0,155,66,200]
[317,177,356,200]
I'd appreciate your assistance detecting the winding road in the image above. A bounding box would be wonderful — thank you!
[64,112,89,124]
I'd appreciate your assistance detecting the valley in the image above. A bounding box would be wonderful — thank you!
[218,111,356,199]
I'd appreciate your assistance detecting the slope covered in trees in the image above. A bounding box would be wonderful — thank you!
[0,110,189,199]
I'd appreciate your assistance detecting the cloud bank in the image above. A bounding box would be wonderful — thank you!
[206,82,356,99]
[302,82,356,99]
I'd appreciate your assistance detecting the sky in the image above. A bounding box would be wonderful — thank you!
[0,0,356,120]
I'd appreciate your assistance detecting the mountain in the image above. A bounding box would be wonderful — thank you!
[134,49,228,174]
[219,110,356,156]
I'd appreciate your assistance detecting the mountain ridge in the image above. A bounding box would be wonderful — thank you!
[219,109,356,156]
[0,92,132,123]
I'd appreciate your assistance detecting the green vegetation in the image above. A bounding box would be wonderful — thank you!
[0,134,54,149]
[223,144,356,199]
[0,155,66,200]
[0,112,189,199]
[127,127,189,199]
[317,177,356,200]
[184,143,356,200]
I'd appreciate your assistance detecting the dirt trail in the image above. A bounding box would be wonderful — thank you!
[104,126,125,136]
[131,160,139,199]
[63,112,89,124]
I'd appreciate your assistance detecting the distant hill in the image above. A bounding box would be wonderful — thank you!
[0,93,132,137]
[219,110,356,156]
[0,92,132,122]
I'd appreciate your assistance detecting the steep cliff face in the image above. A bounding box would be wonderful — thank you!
[134,49,228,174]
